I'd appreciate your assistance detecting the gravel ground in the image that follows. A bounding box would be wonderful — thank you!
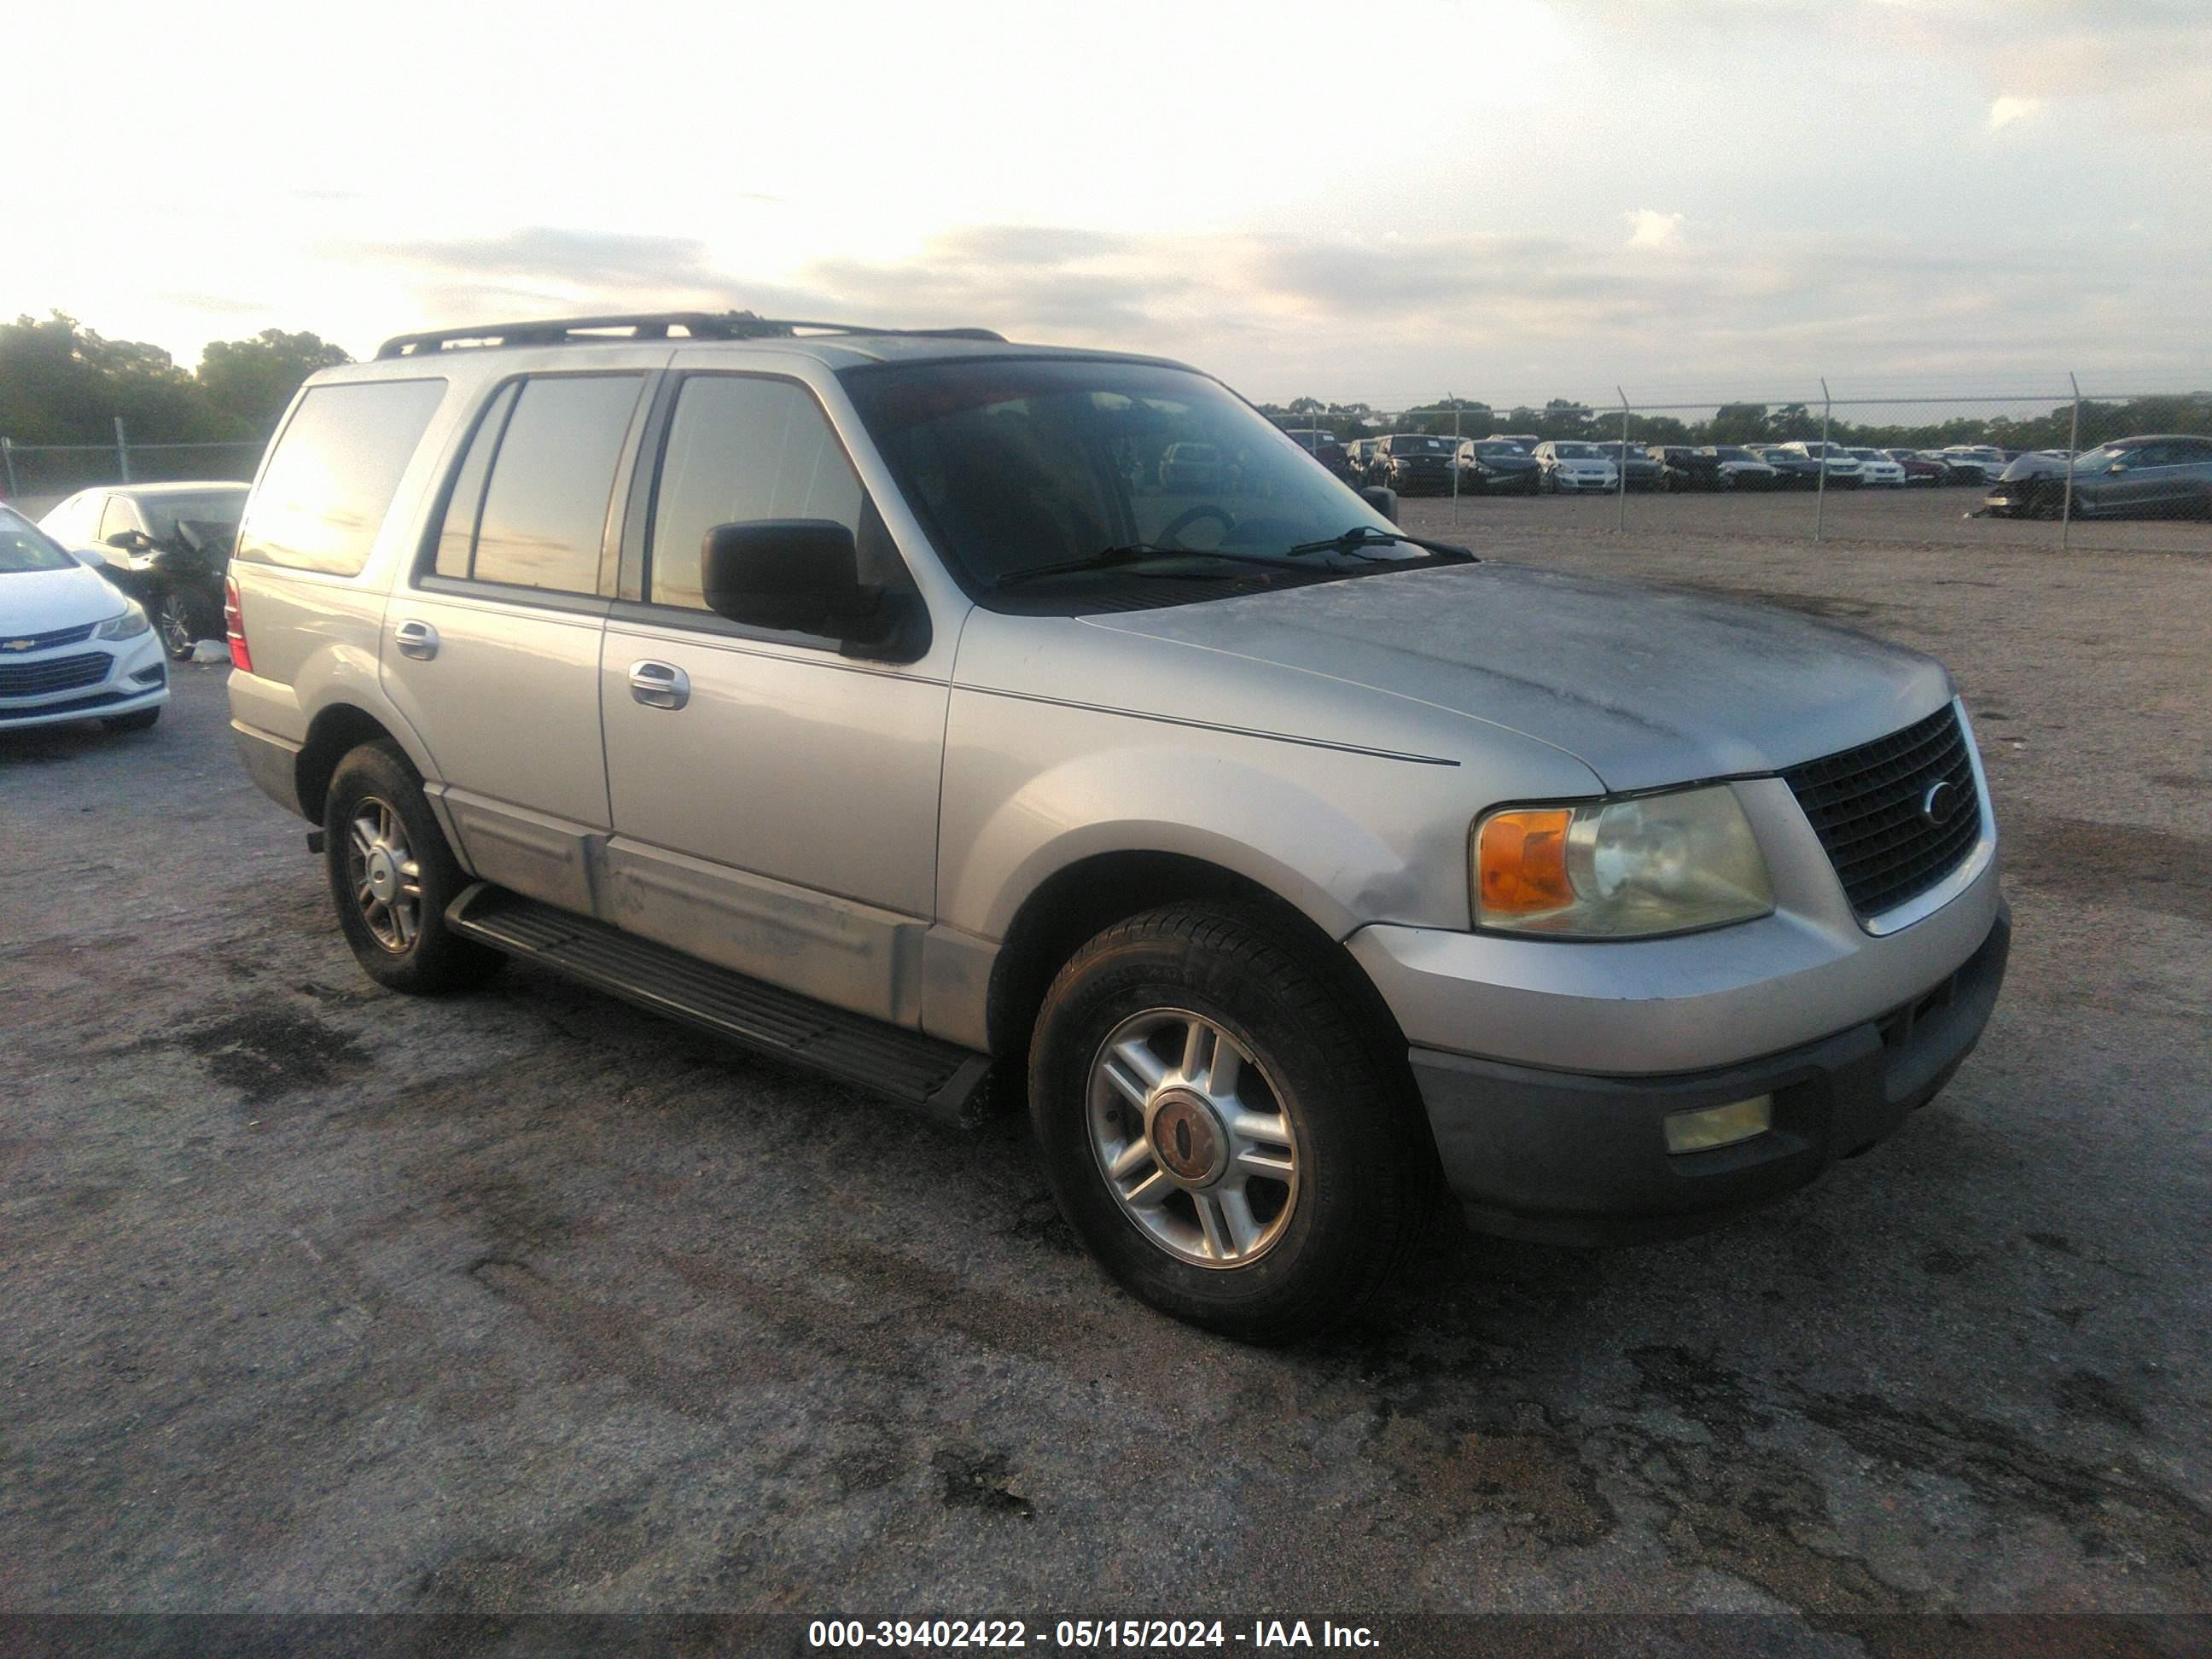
[3,498,2209,1627]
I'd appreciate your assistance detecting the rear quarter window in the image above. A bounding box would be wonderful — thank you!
[236,378,446,577]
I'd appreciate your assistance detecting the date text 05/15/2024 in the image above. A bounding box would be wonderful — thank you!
[806,1619,1380,1650]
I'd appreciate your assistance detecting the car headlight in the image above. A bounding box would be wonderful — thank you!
[1471,785,1774,938]
[96,602,151,640]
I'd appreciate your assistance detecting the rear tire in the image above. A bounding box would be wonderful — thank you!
[1028,902,1429,1343]
[323,741,504,994]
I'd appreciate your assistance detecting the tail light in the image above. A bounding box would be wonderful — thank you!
[223,574,253,674]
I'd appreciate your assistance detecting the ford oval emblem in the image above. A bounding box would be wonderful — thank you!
[1921,780,1959,826]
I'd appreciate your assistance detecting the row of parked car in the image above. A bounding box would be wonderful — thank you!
[1280,428,2050,498]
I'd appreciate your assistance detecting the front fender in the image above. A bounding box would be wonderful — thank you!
[940,699,1500,946]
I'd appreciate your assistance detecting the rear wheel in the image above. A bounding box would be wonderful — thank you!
[1028,902,1429,1343]
[323,741,504,994]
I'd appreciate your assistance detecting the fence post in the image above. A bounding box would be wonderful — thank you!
[1617,387,1629,533]
[1813,378,1831,544]
[2061,372,2081,554]
[1452,405,1463,527]
[114,416,131,485]
[1,437,15,500]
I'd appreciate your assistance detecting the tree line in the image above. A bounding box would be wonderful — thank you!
[1260,393,2212,451]
[0,311,351,446]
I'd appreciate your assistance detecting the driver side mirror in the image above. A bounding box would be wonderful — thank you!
[1359,485,1400,524]
[2106,462,2129,474]
[105,529,151,551]
[700,520,920,659]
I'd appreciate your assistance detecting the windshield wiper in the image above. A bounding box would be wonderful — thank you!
[1283,526,1478,562]
[993,544,1298,590]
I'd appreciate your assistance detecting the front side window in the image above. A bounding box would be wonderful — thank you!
[842,358,1412,604]
[646,375,870,612]
[236,378,445,576]
[467,374,643,593]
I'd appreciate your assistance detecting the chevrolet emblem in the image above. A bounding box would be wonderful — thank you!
[2,638,37,652]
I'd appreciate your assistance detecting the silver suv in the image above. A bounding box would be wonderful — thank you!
[226,311,2009,1341]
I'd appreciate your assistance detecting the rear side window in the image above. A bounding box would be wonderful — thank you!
[432,382,520,579]
[236,379,445,576]
[466,375,643,594]
[646,375,867,611]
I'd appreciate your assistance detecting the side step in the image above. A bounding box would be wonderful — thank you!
[445,884,995,1127]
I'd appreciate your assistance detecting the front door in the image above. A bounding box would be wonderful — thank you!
[598,371,947,1027]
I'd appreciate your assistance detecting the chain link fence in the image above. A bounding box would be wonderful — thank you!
[1,425,265,516]
[1281,381,2212,555]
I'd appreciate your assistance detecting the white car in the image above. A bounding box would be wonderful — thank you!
[1845,448,1907,486]
[1533,441,1620,492]
[1779,441,1865,487]
[0,504,168,733]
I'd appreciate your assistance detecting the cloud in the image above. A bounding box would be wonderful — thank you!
[1987,95,2041,132]
[160,291,269,316]
[326,217,2212,407]
[1624,209,1687,250]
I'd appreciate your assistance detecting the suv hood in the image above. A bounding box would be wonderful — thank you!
[1081,562,1952,792]
[0,562,128,637]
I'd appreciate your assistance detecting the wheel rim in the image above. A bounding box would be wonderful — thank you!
[159,594,192,655]
[345,795,424,953]
[1086,1008,1300,1269]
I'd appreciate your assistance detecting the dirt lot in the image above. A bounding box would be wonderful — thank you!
[3,507,2209,1628]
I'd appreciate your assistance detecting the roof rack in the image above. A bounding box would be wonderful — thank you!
[374,310,1006,359]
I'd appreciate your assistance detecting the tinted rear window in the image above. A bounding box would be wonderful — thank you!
[236,379,445,576]
[470,375,643,593]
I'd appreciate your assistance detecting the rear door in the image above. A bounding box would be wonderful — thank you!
[381,370,652,917]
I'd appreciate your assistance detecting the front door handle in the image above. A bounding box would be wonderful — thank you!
[629,659,690,710]
[394,619,439,661]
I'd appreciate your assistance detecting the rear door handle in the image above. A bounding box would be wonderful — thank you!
[629,659,690,710]
[394,619,439,661]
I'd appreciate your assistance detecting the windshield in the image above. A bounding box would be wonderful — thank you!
[1389,435,1454,453]
[137,488,248,540]
[1470,442,1527,458]
[0,507,79,573]
[1712,447,1756,462]
[841,358,1408,596]
[1553,443,1604,459]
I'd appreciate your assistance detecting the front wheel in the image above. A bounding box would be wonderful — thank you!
[1028,903,1429,1343]
[323,741,504,994]
[156,590,197,661]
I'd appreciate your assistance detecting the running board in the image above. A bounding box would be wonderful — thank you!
[445,884,995,1127]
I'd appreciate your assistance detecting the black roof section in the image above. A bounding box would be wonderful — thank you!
[375,310,1005,359]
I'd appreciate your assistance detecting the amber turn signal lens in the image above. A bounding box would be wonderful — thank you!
[1477,808,1575,915]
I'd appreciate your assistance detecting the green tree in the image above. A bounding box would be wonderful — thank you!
[196,329,352,438]
[0,311,204,442]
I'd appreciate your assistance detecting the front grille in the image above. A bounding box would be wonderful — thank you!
[0,651,110,699]
[1784,704,1982,922]
[0,621,97,653]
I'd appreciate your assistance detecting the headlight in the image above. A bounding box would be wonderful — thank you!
[1471,785,1774,938]
[96,602,151,640]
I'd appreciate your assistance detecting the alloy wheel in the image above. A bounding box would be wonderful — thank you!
[1086,1007,1300,1268]
[346,795,424,952]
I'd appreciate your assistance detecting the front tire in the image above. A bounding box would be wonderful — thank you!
[156,590,197,661]
[1028,902,1429,1343]
[323,741,504,994]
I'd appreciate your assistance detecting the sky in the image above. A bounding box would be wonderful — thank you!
[12,0,2211,410]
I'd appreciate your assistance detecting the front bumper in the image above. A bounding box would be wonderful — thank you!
[0,635,169,731]
[1411,906,2009,1243]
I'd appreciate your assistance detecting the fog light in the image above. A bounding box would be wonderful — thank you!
[1663,1094,1773,1155]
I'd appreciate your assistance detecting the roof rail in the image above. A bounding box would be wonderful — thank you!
[374,310,1006,359]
